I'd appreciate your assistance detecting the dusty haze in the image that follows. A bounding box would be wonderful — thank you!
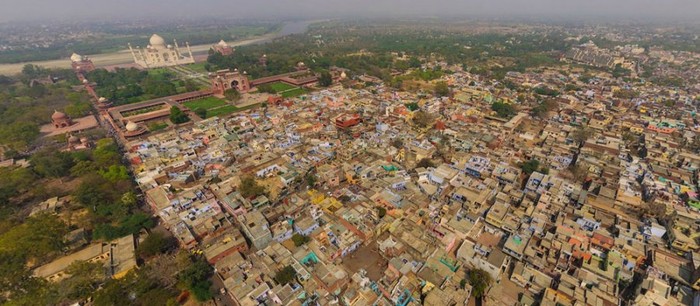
[2,0,700,22]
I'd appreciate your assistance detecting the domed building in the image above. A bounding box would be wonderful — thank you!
[64,134,91,152]
[97,97,112,109]
[128,34,195,69]
[123,120,147,138]
[68,134,79,144]
[69,52,95,73]
[52,110,73,128]
[41,110,99,138]
[212,39,234,56]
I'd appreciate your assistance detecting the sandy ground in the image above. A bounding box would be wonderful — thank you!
[0,34,276,76]
[342,242,387,281]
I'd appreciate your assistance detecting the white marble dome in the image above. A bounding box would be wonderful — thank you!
[125,121,139,132]
[149,34,166,48]
[70,53,83,62]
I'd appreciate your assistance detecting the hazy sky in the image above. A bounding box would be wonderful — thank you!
[2,0,699,22]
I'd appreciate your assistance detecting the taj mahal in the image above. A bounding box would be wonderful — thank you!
[128,34,195,68]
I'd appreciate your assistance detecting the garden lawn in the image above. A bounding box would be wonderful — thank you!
[184,62,209,74]
[183,97,227,110]
[281,87,307,98]
[269,82,297,92]
[204,104,260,118]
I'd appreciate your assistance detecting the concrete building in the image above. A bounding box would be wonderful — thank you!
[237,210,273,249]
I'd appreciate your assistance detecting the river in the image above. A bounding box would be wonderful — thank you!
[0,20,317,76]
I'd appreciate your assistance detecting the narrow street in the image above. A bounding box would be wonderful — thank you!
[210,274,237,306]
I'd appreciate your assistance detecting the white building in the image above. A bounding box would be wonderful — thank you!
[129,34,195,68]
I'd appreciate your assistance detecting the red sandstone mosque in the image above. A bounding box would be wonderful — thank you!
[69,53,95,73]
[51,110,73,129]
[41,110,99,138]
[212,40,234,56]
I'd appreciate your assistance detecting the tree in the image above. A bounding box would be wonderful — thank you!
[404,102,419,111]
[318,71,333,87]
[274,266,297,285]
[376,206,387,218]
[434,81,450,97]
[0,166,37,205]
[520,159,543,176]
[467,268,492,300]
[143,254,181,289]
[572,126,593,145]
[0,121,40,151]
[74,175,113,209]
[256,84,275,94]
[178,257,213,302]
[138,232,177,258]
[193,107,207,118]
[100,165,130,182]
[224,88,241,102]
[531,99,558,119]
[613,89,639,99]
[93,138,121,168]
[291,233,311,247]
[239,176,266,199]
[491,102,516,119]
[142,76,176,97]
[121,191,137,208]
[533,86,559,97]
[59,261,108,300]
[0,213,68,260]
[412,110,434,129]
[169,106,189,124]
[92,213,155,241]
[30,150,74,179]
[612,64,630,78]
[183,79,198,92]
[459,279,467,289]
[416,158,435,169]
[305,172,317,187]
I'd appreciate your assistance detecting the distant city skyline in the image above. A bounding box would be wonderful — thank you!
[2,0,700,23]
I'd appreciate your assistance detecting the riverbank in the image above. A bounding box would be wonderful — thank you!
[0,20,321,76]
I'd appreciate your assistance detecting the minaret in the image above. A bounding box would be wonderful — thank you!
[173,39,180,65]
[128,43,138,63]
[138,46,150,69]
[186,42,194,62]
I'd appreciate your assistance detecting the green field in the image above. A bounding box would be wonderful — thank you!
[147,122,169,131]
[183,97,227,110]
[205,104,261,118]
[184,62,210,74]
[281,87,308,98]
[205,105,238,118]
[269,82,297,92]
[147,68,174,78]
